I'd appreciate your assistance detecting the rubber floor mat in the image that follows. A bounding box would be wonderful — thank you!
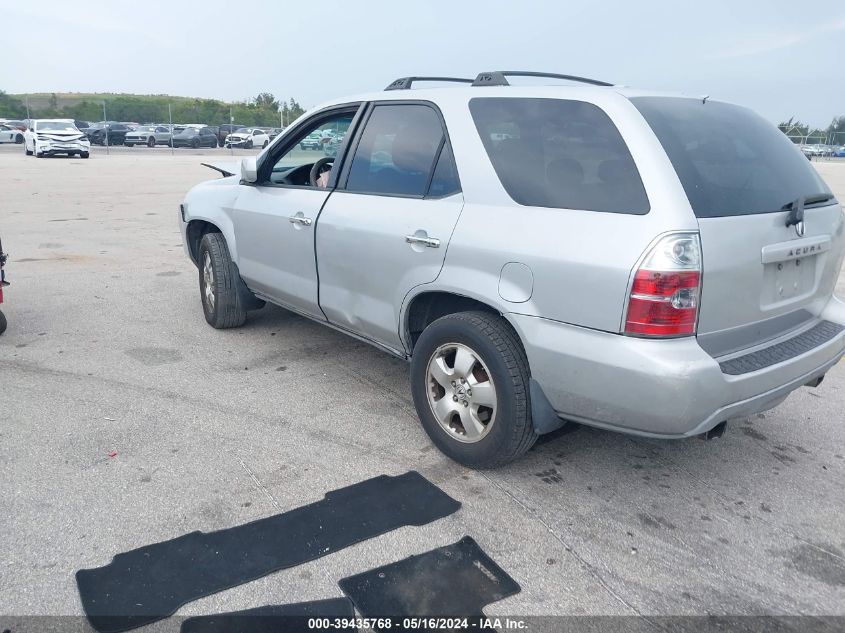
[77,471,460,633]
[180,598,355,633]
[338,536,520,629]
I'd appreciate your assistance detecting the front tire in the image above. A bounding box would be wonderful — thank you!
[198,232,246,329]
[245,140,253,149]
[0,309,6,335]
[25,143,32,156]
[15,134,23,144]
[147,136,156,148]
[81,152,90,159]
[410,311,537,469]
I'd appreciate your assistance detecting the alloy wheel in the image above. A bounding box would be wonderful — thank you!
[425,342,497,443]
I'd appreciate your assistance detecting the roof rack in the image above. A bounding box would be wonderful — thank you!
[472,71,613,88]
[384,76,474,91]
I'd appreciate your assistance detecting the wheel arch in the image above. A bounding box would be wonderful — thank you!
[402,290,506,354]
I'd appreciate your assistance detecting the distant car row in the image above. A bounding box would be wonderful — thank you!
[0,118,284,150]
[800,144,845,158]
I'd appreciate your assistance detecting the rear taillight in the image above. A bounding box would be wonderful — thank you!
[624,232,702,337]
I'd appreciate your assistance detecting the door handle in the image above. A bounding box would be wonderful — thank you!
[288,214,313,227]
[405,235,440,248]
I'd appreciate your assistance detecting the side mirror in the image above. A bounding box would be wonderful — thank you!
[241,156,258,183]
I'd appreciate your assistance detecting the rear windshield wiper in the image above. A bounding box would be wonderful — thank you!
[782,193,835,228]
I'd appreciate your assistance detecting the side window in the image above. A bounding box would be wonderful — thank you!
[427,142,460,197]
[345,104,444,197]
[469,97,649,214]
[266,112,355,185]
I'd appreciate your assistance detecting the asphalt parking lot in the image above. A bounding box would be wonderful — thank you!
[2,143,844,628]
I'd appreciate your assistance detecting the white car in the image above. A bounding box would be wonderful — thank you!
[24,119,91,158]
[224,127,270,149]
[0,124,25,144]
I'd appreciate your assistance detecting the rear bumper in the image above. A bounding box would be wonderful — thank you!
[509,295,845,438]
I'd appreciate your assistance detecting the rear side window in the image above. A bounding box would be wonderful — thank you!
[469,97,649,214]
[631,97,833,218]
[428,142,460,198]
[346,104,445,197]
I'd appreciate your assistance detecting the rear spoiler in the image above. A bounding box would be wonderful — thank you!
[200,161,240,178]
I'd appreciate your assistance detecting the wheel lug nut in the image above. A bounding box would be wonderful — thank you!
[463,401,468,407]
[451,381,456,387]
[453,396,458,402]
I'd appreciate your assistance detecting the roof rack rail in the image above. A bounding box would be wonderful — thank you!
[472,71,613,88]
[384,76,474,91]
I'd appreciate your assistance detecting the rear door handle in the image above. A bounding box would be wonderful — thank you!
[405,235,440,248]
[288,214,313,227]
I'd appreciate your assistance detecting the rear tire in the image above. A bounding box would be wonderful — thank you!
[81,152,90,159]
[410,311,537,469]
[198,232,246,329]
[25,144,32,156]
[262,140,268,148]
[147,136,156,147]
[0,309,6,335]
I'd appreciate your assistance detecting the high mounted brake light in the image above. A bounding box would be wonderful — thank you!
[624,232,702,337]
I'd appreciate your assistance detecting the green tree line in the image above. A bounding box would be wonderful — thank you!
[778,116,845,145]
[0,90,305,127]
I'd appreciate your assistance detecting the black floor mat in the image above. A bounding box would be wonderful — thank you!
[180,598,356,633]
[77,471,460,633]
[338,536,520,630]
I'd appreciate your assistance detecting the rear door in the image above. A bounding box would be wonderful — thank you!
[633,97,845,356]
[316,102,464,351]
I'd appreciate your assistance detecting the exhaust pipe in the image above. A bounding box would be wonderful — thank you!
[700,420,727,440]
[804,375,824,388]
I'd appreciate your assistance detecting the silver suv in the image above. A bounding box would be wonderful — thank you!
[179,71,845,468]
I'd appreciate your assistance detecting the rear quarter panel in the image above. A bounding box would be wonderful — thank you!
[432,89,697,333]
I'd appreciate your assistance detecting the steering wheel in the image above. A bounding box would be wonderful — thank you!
[309,157,334,187]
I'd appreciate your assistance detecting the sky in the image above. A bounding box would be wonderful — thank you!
[2,0,844,127]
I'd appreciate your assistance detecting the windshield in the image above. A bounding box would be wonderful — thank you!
[631,97,834,218]
[134,126,156,133]
[38,121,78,132]
[179,128,198,135]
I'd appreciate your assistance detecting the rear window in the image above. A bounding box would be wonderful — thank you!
[631,97,833,218]
[469,97,649,214]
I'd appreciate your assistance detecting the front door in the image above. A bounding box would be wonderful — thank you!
[231,106,361,318]
[316,103,464,350]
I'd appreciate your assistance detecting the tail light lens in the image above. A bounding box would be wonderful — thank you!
[624,232,702,337]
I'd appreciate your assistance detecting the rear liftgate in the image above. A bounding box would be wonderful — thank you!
[76,471,460,633]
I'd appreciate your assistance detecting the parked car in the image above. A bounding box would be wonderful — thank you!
[216,124,243,146]
[124,125,173,147]
[74,120,91,134]
[0,124,24,144]
[833,146,845,158]
[224,127,270,149]
[171,126,219,148]
[85,121,130,145]
[179,71,845,468]
[2,120,27,131]
[299,131,322,150]
[24,119,90,157]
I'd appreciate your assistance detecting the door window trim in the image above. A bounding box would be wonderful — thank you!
[335,99,462,200]
[255,102,365,190]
